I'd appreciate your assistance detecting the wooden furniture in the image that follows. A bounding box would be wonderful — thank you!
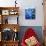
[2,41,19,46]
[0,7,19,46]
[0,41,2,46]
[43,0,46,46]
[0,7,19,24]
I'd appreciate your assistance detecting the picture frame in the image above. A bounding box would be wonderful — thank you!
[2,10,9,15]
[25,8,35,19]
[9,10,18,15]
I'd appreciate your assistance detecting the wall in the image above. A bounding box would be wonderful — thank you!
[18,26,43,43]
[18,0,44,26]
[0,0,44,26]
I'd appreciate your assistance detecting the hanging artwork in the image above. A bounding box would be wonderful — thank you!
[25,8,36,19]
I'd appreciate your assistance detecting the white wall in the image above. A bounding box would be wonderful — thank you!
[18,0,44,26]
[0,0,44,26]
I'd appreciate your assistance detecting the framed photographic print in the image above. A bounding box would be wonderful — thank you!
[2,10,9,15]
[9,10,18,15]
[25,8,35,19]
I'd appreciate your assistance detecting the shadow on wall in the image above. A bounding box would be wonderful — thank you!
[18,26,44,44]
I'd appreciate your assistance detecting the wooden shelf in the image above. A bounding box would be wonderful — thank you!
[0,7,20,46]
[0,40,19,46]
[0,7,19,10]
[2,41,19,45]
[0,24,20,32]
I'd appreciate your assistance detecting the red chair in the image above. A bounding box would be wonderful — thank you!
[21,28,41,46]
